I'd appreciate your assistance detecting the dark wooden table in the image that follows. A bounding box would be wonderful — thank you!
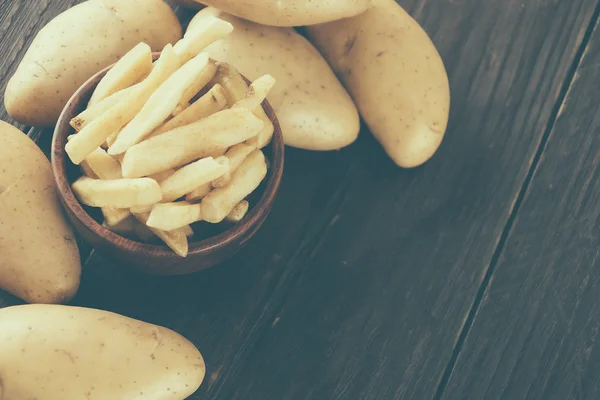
[1,1,599,399]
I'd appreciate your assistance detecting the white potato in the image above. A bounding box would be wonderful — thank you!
[147,202,203,231]
[160,157,229,202]
[72,176,162,208]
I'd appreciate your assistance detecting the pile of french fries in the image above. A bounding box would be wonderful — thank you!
[65,16,276,257]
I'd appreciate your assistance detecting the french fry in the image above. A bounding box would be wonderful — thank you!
[185,182,213,202]
[146,202,203,231]
[181,225,194,237]
[108,52,211,155]
[65,44,179,165]
[71,85,136,132]
[225,200,249,223]
[101,208,132,227]
[148,169,176,182]
[214,63,274,148]
[201,150,267,223]
[71,176,162,208]
[133,212,189,257]
[83,147,122,180]
[121,107,263,178]
[102,215,137,235]
[160,157,229,202]
[130,205,154,214]
[173,16,233,65]
[151,83,227,137]
[234,75,276,111]
[211,143,255,188]
[89,42,153,106]
[173,61,218,115]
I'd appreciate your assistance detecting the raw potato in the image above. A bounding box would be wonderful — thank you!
[175,0,372,27]
[191,10,360,150]
[0,304,205,399]
[185,182,213,201]
[4,0,182,127]
[72,177,162,208]
[147,202,203,231]
[134,213,189,257]
[225,200,249,223]
[306,0,450,167]
[0,121,81,304]
[160,157,229,202]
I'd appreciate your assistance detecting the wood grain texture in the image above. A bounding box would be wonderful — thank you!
[442,15,600,400]
[69,1,599,399]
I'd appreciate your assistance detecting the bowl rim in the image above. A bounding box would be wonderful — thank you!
[51,56,284,259]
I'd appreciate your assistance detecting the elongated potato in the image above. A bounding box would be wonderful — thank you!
[147,202,203,231]
[134,212,189,257]
[0,121,81,304]
[234,74,276,111]
[174,61,218,115]
[306,0,450,167]
[160,157,229,202]
[201,149,267,223]
[72,176,162,208]
[173,16,233,65]
[185,182,213,201]
[89,42,153,106]
[121,107,263,178]
[211,142,255,188]
[71,85,137,132]
[109,52,211,154]
[5,0,182,127]
[0,304,205,399]
[175,0,371,27]
[83,147,122,180]
[191,10,360,150]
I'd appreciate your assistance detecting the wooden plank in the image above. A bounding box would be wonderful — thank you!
[72,1,599,399]
[441,14,600,400]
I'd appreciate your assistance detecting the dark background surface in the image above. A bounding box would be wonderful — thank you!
[0,1,599,399]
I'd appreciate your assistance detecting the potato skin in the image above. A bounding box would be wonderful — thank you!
[175,0,372,27]
[4,0,182,127]
[307,0,450,167]
[191,11,360,151]
[0,121,81,304]
[0,304,206,400]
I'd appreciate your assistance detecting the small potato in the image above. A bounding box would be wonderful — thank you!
[72,176,162,208]
[134,212,189,257]
[71,85,137,132]
[152,83,227,137]
[185,182,213,202]
[201,149,267,223]
[174,16,233,65]
[306,0,451,167]
[0,304,205,399]
[109,52,211,154]
[5,0,182,127]
[66,44,180,165]
[147,202,203,231]
[89,42,153,106]
[211,142,255,188]
[121,107,264,178]
[225,200,249,223]
[160,157,229,202]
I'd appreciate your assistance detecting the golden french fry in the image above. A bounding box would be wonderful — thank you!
[173,16,233,65]
[201,149,267,223]
[234,75,276,111]
[211,143,255,188]
[133,212,189,257]
[173,61,218,115]
[148,168,176,182]
[89,42,153,106]
[121,107,263,178]
[225,200,249,223]
[108,52,211,155]
[185,182,212,202]
[151,83,227,137]
[83,147,122,180]
[160,157,228,202]
[65,44,179,165]
[214,63,274,148]
[71,86,136,132]
[72,176,162,208]
[181,225,194,237]
[146,202,203,231]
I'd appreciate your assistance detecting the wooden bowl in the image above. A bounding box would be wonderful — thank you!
[51,55,284,275]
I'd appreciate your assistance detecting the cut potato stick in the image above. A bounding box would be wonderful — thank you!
[121,107,263,178]
[214,64,274,148]
[102,215,137,234]
[201,150,267,223]
[101,207,132,227]
[130,205,154,214]
[234,75,276,111]
[148,169,176,182]
[84,147,122,180]
[146,202,203,231]
[108,52,211,155]
[185,182,212,202]
[181,225,194,237]
[89,42,153,106]
[225,200,249,223]
[72,176,162,208]
[133,212,189,257]
[66,44,179,165]
[71,85,136,132]
[211,143,255,188]
[160,157,229,202]
[79,161,98,179]
[173,16,233,65]
[151,83,227,137]
[173,61,218,115]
